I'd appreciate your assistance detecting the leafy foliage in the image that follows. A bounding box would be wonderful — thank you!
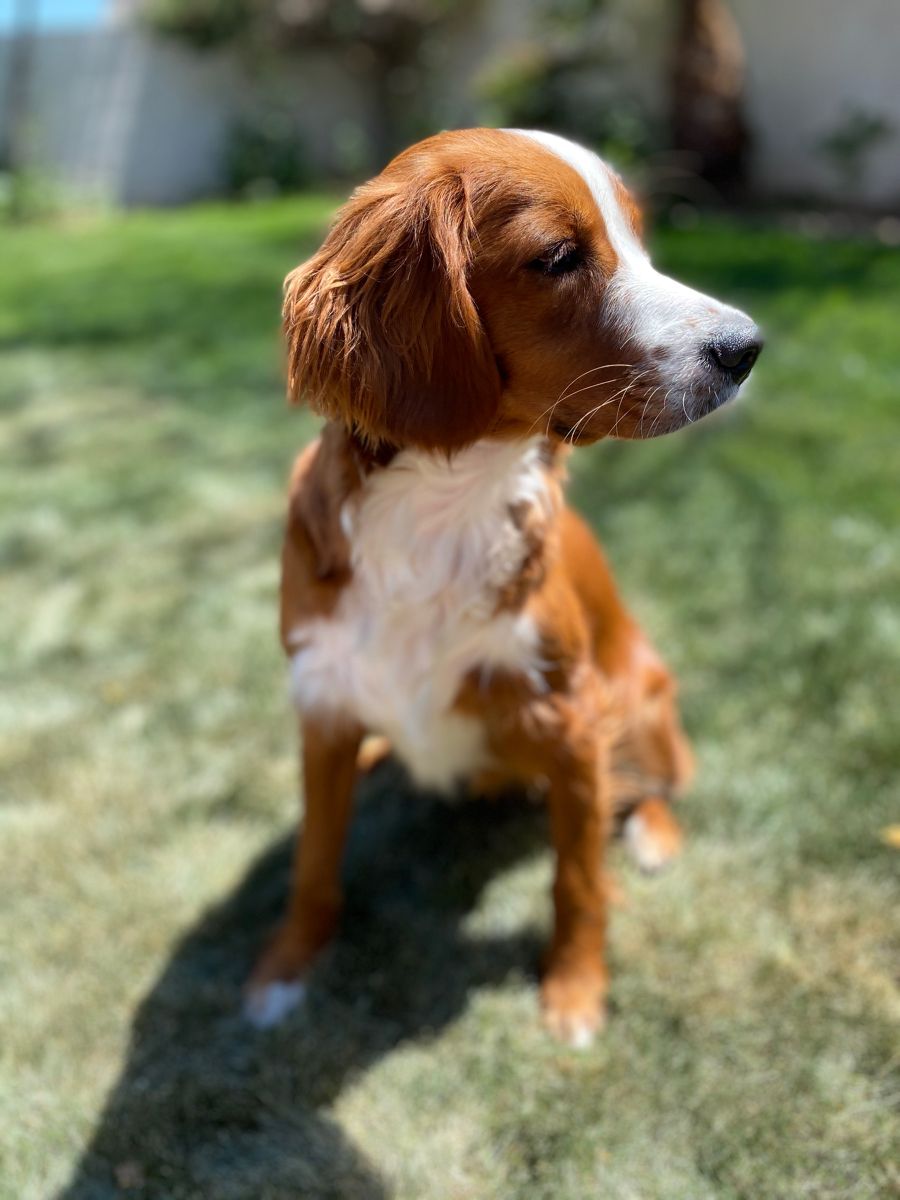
[226,116,312,198]
[140,0,477,173]
[478,0,656,168]
[818,108,895,195]
[140,0,252,48]
[140,0,462,52]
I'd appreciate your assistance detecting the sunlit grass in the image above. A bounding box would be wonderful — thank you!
[1,200,898,1200]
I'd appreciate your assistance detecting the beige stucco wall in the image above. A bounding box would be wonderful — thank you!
[0,29,372,205]
[732,0,900,204]
[0,29,239,205]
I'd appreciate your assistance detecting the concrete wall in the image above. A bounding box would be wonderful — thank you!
[732,0,900,204]
[0,28,372,205]
[431,0,900,206]
[0,1,898,207]
[0,29,237,205]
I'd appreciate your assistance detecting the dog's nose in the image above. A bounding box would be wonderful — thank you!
[707,327,763,384]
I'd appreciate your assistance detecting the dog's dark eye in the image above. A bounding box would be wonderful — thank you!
[528,243,584,278]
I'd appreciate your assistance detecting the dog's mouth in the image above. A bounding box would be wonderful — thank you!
[622,379,742,439]
[546,326,763,445]
[550,418,596,445]
[549,371,753,445]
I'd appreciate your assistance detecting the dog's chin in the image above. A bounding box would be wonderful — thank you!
[669,380,743,430]
[550,379,744,445]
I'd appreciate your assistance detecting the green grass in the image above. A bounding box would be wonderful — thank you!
[1,196,898,1200]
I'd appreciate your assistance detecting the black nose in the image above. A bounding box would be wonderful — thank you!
[707,328,763,384]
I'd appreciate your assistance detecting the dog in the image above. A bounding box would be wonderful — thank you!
[245,129,761,1046]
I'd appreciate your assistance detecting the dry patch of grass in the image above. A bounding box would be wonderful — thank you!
[1,202,898,1199]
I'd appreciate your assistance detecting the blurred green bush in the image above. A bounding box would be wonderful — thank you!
[225,117,313,199]
[477,0,657,169]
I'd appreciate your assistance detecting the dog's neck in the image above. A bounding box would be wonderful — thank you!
[302,422,564,602]
[340,421,563,485]
[356,437,565,632]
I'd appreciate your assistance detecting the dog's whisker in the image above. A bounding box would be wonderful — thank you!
[680,391,692,426]
[601,369,650,439]
[638,384,663,438]
[565,377,646,443]
[646,389,674,438]
[524,362,658,440]
[637,377,667,438]
[565,370,650,443]
[565,400,607,443]
[611,375,645,438]
[552,374,629,409]
[528,364,633,437]
[556,362,633,404]
[525,371,631,438]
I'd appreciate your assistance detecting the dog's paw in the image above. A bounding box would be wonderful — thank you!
[540,969,607,1049]
[624,797,683,873]
[356,735,392,774]
[244,924,315,1029]
[243,978,307,1029]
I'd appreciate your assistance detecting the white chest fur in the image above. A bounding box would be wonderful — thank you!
[288,438,552,790]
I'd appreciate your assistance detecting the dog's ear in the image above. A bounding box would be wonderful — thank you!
[283,168,501,451]
[287,424,358,581]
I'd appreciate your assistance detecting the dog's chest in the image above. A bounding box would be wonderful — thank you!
[288,440,551,790]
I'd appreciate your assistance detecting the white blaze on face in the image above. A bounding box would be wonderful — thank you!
[508,129,752,398]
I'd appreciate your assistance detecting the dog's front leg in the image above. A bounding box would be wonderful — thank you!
[244,716,362,1028]
[541,738,609,1048]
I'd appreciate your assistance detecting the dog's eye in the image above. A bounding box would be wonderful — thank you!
[528,243,584,277]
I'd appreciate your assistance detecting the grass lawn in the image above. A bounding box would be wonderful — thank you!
[1,195,898,1200]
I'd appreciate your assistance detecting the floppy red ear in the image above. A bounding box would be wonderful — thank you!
[283,169,501,451]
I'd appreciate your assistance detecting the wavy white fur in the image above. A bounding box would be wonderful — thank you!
[288,438,554,790]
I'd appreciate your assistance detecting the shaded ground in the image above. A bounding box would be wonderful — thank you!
[1,199,898,1199]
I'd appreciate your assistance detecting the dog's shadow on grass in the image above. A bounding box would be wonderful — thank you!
[58,764,548,1199]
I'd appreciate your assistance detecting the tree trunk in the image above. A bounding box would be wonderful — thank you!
[671,0,749,194]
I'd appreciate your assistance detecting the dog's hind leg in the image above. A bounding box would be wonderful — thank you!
[617,665,694,872]
[624,795,684,872]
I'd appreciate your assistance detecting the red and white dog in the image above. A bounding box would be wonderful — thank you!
[246,129,761,1046]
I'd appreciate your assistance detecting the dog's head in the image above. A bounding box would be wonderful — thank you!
[284,128,761,451]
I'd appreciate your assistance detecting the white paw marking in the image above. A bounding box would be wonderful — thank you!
[543,1001,606,1049]
[243,980,307,1029]
[567,1021,596,1051]
[624,812,672,873]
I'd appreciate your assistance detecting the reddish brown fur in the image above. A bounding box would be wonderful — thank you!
[262,425,693,1040]
[611,173,645,241]
[252,129,696,1042]
[283,129,661,451]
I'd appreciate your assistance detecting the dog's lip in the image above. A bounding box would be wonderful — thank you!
[693,381,740,419]
[550,419,595,445]
[551,379,741,441]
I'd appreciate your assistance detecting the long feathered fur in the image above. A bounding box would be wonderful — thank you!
[283,167,501,451]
